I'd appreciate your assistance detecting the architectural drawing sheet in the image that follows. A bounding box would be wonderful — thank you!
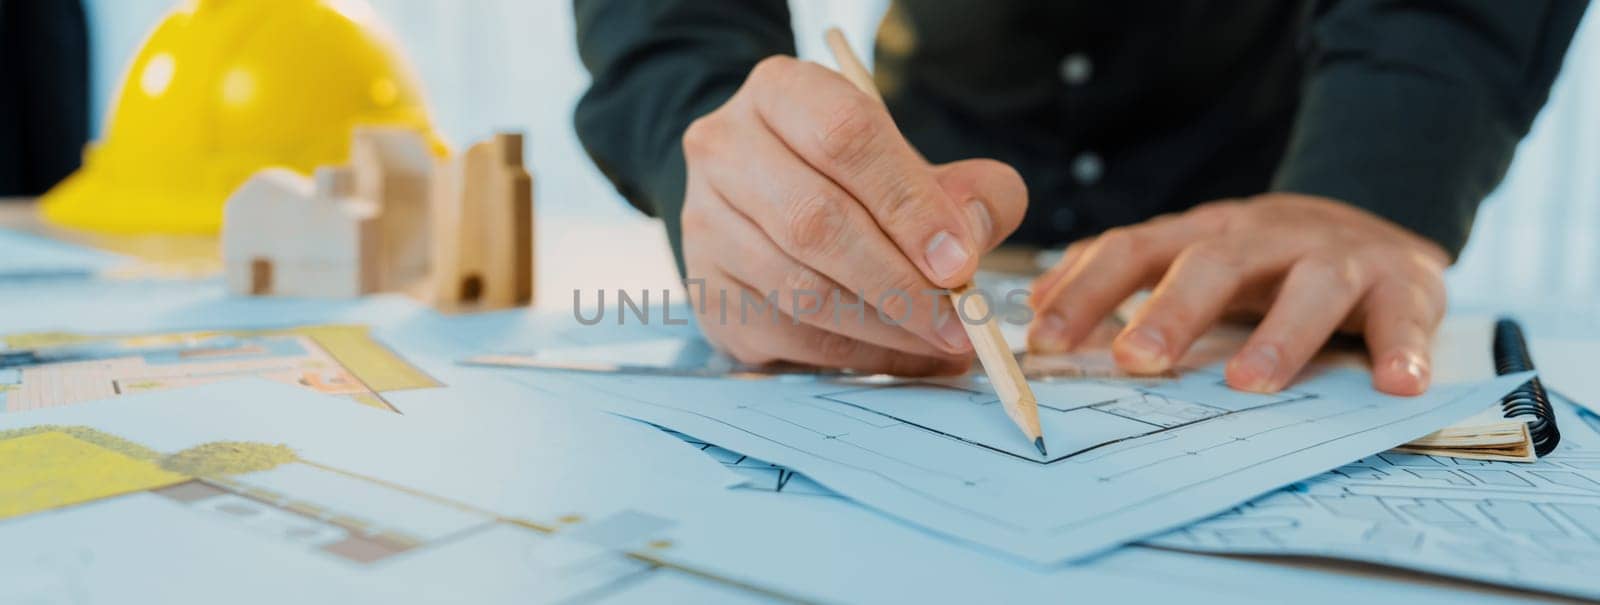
[0,274,552,419]
[665,416,1595,600]
[1150,399,1600,601]
[526,365,1531,564]
[0,378,783,604]
[0,324,440,412]
[646,430,1536,604]
[0,336,1480,604]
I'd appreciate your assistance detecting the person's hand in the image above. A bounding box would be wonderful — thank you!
[1027,194,1449,396]
[680,56,1028,375]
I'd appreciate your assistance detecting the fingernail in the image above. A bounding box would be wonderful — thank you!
[937,313,972,352]
[965,200,993,249]
[1230,345,1280,391]
[1117,326,1168,370]
[925,230,972,282]
[1387,352,1429,390]
[1029,312,1069,353]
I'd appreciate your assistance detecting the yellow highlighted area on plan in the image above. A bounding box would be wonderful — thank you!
[290,325,438,393]
[0,430,189,520]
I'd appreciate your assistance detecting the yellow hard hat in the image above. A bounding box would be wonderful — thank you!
[40,0,446,234]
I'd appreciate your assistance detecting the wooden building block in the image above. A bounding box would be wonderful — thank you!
[349,127,435,295]
[426,132,534,311]
[222,167,379,298]
[223,127,534,312]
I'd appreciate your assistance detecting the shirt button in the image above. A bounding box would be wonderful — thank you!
[1071,151,1103,185]
[1051,207,1078,232]
[1059,53,1092,86]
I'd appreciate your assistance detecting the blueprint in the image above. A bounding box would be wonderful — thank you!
[1149,399,1600,601]
[0,378,1504,605]
[0,324,440,412]
[646,431,1550,604]
[665,415,1600,601]
[0,245,1543,605]
[519,363,1530,564]
[0,282,518,415]
[0,378,786,604]
[0,227,122,280]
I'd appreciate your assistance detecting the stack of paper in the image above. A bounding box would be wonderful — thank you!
[0,343,1424,603]
[0,239,1578,603]
[1396,406,1535,461]
[510,360,1527,563]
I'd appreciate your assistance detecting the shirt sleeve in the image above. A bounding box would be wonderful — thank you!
[1272,0,1589,257]
[573,0,796,276]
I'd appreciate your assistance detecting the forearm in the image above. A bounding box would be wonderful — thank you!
[573,0,795,276]
[1273,0,1588,257]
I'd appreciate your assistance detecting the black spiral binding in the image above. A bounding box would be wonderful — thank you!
[1493,318,1560,457]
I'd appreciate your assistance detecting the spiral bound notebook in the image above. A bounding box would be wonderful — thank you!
[1395,318,1560,462]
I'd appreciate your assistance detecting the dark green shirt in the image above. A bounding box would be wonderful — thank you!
[574,0,1588,273]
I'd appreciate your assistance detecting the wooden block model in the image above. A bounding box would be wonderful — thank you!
[426,132,534,310]
[222,166,379,298]
[348,127,436,295]
[222,128,534,311]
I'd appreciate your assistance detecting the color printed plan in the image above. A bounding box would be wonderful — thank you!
[0,325,438,412]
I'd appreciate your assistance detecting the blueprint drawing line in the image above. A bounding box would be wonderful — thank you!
[817,392,1062,464]
[1041,393,1518,535]
[604,384,1043,531]
[1149,400,1600,601]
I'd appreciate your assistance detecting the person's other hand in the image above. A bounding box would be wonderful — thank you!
[1027,194,1449,395]
[680,56,1028,375]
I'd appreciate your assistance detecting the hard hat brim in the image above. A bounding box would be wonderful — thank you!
[40,169,224,234]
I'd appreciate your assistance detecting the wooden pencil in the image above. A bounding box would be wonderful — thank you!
[823,27,1046,457]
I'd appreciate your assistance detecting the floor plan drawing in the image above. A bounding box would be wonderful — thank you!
[813,370,1308,463]
[0,324,439,412]
[665,418,1600,599]
[1148,402,1600,601]
[530,363,1530,564]
[671,424,1600,600]
[0,380,794,604]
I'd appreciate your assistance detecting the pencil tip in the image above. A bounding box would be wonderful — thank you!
[1035,437,1048,457]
